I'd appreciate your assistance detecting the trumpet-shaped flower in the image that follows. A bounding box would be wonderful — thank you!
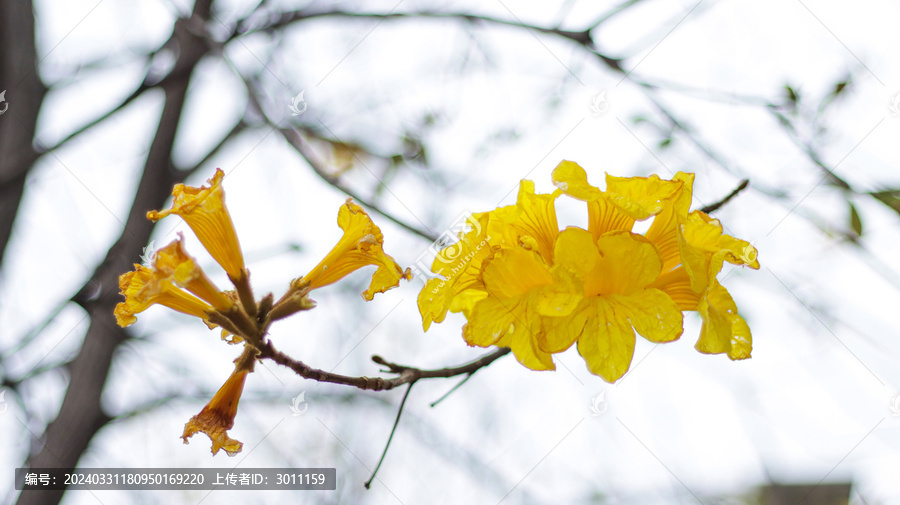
[115,264,215,328]
[153,233,234,313]
[298,199,411,301]
[181,359,250,456]
[147,169,246,281]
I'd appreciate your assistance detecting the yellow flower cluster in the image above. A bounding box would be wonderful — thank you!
[115,169,409,455]
[418,161,759,382]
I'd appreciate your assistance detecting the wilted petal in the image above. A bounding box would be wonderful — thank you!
[182,367,249,456]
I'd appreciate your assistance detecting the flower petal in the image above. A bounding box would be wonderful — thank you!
[153,234,233,312]
[553,226,601,280]
[604,173,682,221]
[644,172,694,273]
[588,198,636,240]
[575,298,636,383]
[535,266,583,318]
[463,296,555,371]
[609,289,683,343]
[505,325,556,371]
[648,266,701,311]
[696,281,752,360]
[181,367,249,456]
[539,299,589,353]
[481,247,553,299]
[551,160,603,200]
[679,211,759,293]
[498,180,560,264]
[551,160,634,239]
[593,232,662,296]
[115,264,214,328]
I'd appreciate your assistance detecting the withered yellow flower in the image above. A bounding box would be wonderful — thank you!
[181,352,253,456]
[153,233,234,313]
[147,169,246,281]
[298,198,411,301]
[115,264,215,328]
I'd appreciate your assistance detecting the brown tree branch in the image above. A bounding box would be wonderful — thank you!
[254,338,511,391]
[699,179,750,214]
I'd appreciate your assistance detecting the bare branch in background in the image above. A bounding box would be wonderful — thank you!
[700,179,750,214]
[15,2,217,504]
[0,0,47,266]
[279,126,440,242]
[234,71,440,242]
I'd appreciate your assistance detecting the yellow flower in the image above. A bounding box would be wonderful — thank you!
[678,211,759,359]
[544,229,683,382]
[298,198,411,301]
[115,264,215,328]
[553,161,758,361]
[417,212,492,331]
[462,246,583,371]
[153,233,234,313]
[418,160,758,381]
[419,181,565,335]
[147,169,246,281]
[181,352,254,456]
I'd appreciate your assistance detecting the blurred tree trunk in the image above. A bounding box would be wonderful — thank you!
[0,0,46,266]
[14,1,215,504]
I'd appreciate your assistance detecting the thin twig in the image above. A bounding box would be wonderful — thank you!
[228,69,440,243]
[430,373,472,407]
[587,0,646,30]
[364,382,414,489]
[279,125,439,242]
[768,108,853,190]
[236,10,593,45]
[699,179,750,214]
